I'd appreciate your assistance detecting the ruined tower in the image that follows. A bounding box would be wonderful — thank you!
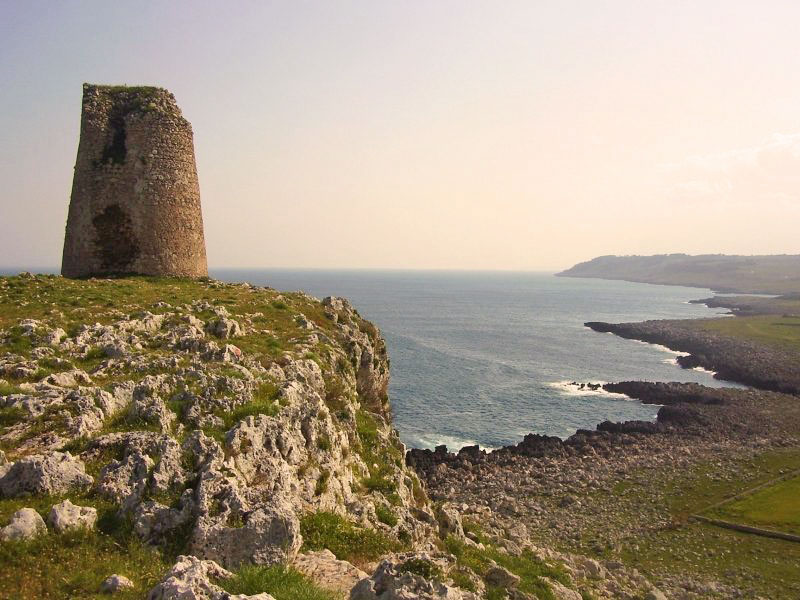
[62,84,208,278]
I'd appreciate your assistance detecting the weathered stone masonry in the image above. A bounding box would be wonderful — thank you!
[62,84,208,278]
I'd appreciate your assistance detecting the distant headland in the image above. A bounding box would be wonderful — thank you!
[557,253,800,295]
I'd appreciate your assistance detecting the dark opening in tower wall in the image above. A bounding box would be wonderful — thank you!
[92,203,140,273]
[99,116,127,165]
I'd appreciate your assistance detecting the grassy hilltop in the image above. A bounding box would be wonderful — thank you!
[0,274,412,598]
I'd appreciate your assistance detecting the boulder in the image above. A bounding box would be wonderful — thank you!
[100,574,135,594]
[485,566,520,589]
[350,560,478,600]
[0,507,46,541]
[147,555,275,600]
[541,578,582,600]
[294,549,368,593]
[48,499,98,533]
[207,317,243,339]
[0,451,93,497]
[190,501,302,568]
[435,503,465,539]
[578,557,606,580]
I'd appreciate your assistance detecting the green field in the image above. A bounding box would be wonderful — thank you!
[707,475,800,536]
[565,448,800,599]
[701,315,800,353]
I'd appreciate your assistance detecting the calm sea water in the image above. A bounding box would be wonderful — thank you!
[212,270,738,450]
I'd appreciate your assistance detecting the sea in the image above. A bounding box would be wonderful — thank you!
[211,269,742,450]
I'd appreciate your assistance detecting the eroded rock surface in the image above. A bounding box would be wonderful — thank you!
[0,507,46,541]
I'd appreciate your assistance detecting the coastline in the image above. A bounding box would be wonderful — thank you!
[407,285,800,598]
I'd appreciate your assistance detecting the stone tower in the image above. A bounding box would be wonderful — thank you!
[62,84,208,278]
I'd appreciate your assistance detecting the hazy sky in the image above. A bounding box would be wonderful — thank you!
[2,1,800,270]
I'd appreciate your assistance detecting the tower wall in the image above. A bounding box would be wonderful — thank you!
[62,84,208,278]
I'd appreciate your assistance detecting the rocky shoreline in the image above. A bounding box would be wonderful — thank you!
[408,380,800,599]
[584,320,800,394]
[408,293,800,598]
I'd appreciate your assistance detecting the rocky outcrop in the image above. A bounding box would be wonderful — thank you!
[0,451,93,497]
[147,555,274,600]
[0,507,47,541]
[351,560,479,600]
[0,276,435,598]
[48,499,98,533]
[294,549,368,594]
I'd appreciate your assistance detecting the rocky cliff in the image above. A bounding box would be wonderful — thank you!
[0,275,440,597]
[1,274,623,600]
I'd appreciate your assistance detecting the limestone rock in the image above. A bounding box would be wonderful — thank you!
[485,565,520,589]
[644,589,668,600]
[48,499,98,533]
[0,451,93,497]
[578,557,606,580]
[133,498,193,544]
[147,555,275,600]
[190,501,302,568]
[100,574,135,594]
[207,317,243,339]
[541,578,582,600]
[350,560,478,600]
[0,507,46,541]
[435,503,465,539]
[294,549,368,593]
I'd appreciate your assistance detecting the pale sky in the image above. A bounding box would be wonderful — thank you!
[2,1,800,270]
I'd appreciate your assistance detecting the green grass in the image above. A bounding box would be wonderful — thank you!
[701,315,800,353]
[375,504,398,527]
[0,405,25,427]
[576,447,800,599]
[354,410,403,495]
[397,557,443,580]
[299,511,404,565]
[218,565,341,600]
[0,495,169,599]
[444,535,572,600]
[0,382,23,396]
[707,475,800,535]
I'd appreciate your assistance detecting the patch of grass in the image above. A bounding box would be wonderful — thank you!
[223,398,278,428]
[300,511,404,565]
[315,470,330,496]
[0,405,26,427]
[707,475,800,535]
[375,504,398,527]
[449,567,478,592]
[218,565,340,600]
[701,315,800,353]
[445,536,572,600]
[0,496,168,600]
[0,382,23,396]
[397,557,443,580]
[0,326,33,355]
[354,409,402,496]
[580,447,800,598]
